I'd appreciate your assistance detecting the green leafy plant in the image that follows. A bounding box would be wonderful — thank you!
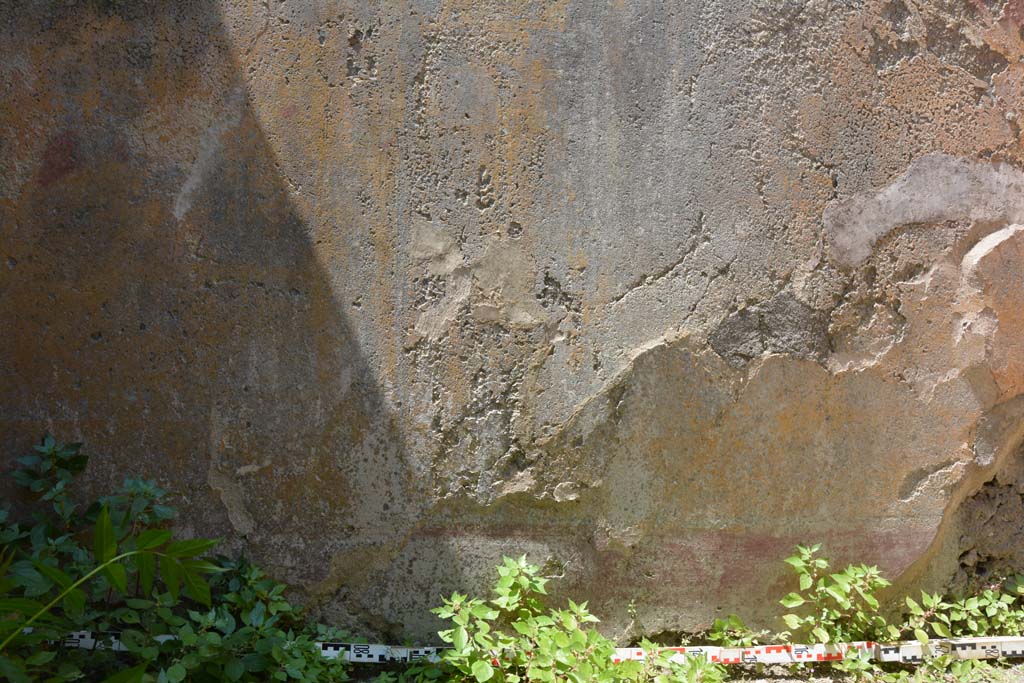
[901,577,1024,642]
[425,555,619,683]
[11,434,88,527]
[779,543,892,644]
[0,434,350,683]
[421,556,726,683]
[773,545,1024,682]
[113,558,351,683]
[705,614,770,648]
[633,640,726,683]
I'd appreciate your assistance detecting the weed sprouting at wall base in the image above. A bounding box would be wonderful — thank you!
[415,555,727,683]
[0,435,351,683]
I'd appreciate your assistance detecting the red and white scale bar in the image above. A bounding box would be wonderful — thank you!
[61,632,1024,665]
[608,638,1024,665]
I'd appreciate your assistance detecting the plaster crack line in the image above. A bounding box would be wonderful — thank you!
[609,231,703,305]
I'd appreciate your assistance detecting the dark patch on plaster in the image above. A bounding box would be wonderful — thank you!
[37,130,79,187]
[923,13,1008,84]
[709,292,829,368]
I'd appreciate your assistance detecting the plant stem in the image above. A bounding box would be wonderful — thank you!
[0,549,159,654]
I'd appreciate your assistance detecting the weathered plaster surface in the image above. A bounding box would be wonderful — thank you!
[3,0,1024,639]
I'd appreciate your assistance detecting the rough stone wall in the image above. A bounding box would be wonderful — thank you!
[3,0,1024,640]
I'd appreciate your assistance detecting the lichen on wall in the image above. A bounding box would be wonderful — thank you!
[3,0,1024,640]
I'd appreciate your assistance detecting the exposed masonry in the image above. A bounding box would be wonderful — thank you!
[955,454,1024,589]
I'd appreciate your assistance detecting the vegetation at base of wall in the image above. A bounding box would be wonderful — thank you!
[3,436,1024,683]
[0,435,351,683]
[770,543,1024,682]
[411,555,727,683]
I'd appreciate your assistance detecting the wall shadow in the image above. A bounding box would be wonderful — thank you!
[0,1,453,639]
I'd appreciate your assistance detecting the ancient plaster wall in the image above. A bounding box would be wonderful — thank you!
[3,0,1024,639]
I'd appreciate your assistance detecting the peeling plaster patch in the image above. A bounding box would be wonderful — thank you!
[973,395,1024,468]
[409,221,463,276]
[206,406,256,536]
[172,88,245,221]
[962,224,1024,286]
[899,459,961,502]
[413,269,471,343]
[956,223,1024,400]
[471,243,548,329]
[552,481,580,502]
[207,464,257,536]
[824,154,1024,267]
[409,235,550,342]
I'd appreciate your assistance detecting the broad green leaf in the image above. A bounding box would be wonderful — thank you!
[94,506,116,563]
[914,629,929,644]
[182,567,211,607]
[932,621,951,638]
[135,529,171,551]
[31,560,72,588]
[906,597,923,616]
[164,538,219,559]
[63,587,87,616]
[784,556,805,569]
[178,625,197,646]
[782,614,802,630]
[9,563,50,596]
[25,650,56,665]
[161,556,183,600]
[0,598,45,615]
[246,602,265,627]
[830,573,851,589]
[225,658,245,681]
[799,573,813,591]
[472,660,494,683]
[105,562,128,593]
[471,604,499,620]
[453,626,468,651]
[824,586,849,607]
[812,626,829,643]
[780,593,805,608]
[166,663,187,683]
[138,552,155,596]
[0,655,30,683]
[152,505,175,521]
[512,621,534,636]
[100,664,147,683]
